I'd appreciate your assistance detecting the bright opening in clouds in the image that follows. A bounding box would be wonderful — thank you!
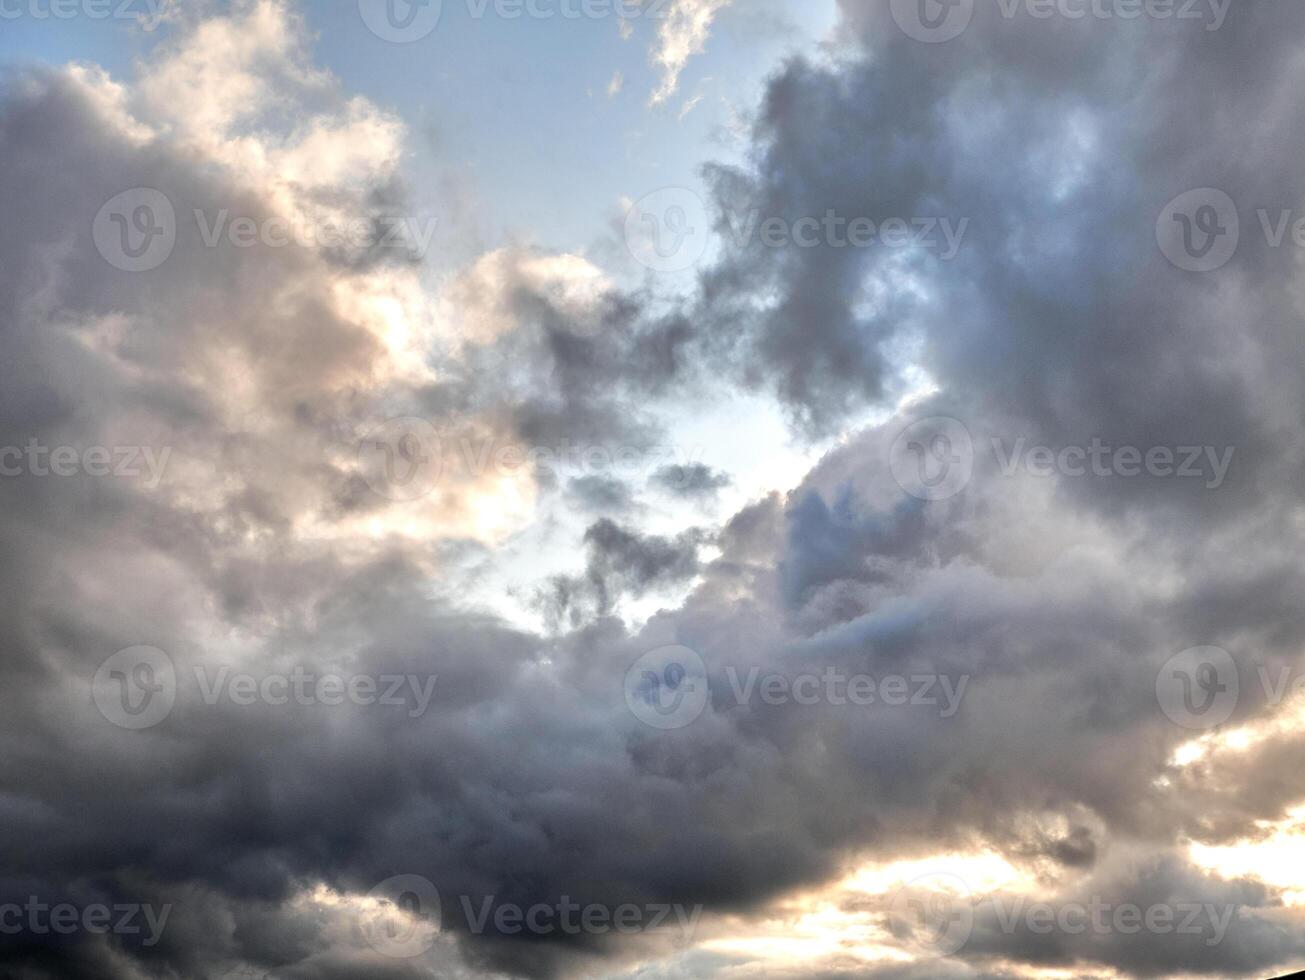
[2,0,1305,978]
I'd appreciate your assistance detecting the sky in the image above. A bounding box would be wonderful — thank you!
[2,0,1305,978]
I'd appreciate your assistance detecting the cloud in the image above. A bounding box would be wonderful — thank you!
[648,0,733,106]
[5,1,1305,979]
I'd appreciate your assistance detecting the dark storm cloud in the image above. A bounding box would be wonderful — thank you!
[566,474,637,513]
[648,462,731,500]
[535,518,708,627]
[5,1,1305,979]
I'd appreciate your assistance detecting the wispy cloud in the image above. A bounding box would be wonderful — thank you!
[649,0,732,106]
